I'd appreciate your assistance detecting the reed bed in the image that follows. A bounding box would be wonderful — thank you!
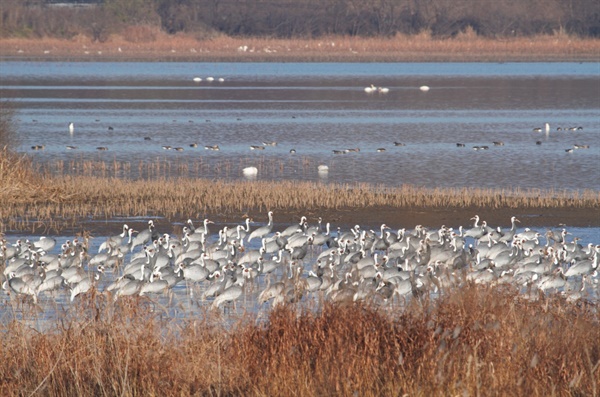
[1,31,598,62]
[1,285,598,396]
[35,155,314,181]
[0,148,64,204]
[1,173,599,232]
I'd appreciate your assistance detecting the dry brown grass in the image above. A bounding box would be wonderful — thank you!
[1,285,598,396]
[1,32,598,62]
[1,166,599,232]
[0,148,45,201]
[1,151,600,232]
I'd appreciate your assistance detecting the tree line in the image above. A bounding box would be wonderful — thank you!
[1,0,598,41]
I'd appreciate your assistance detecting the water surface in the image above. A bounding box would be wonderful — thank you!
[1,62,599,190]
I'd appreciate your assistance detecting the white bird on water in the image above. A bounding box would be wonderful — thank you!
[364,84,376,93]
[243,166,258,178]
[68,122,74,135]
[419,85,430,92]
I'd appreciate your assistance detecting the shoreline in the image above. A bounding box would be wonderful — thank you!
[2,54,598,63]
[1,35,599,63]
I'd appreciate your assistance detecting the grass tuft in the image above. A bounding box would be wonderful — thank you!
[1,285,598,396]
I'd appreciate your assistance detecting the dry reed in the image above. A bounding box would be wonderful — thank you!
[1,285,598,396]
[1,171,599,233]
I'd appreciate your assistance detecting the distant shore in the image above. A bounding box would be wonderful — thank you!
[1,34,599,62]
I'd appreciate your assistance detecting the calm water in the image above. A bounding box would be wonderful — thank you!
[1,62,599,190]
[2,62,599,326]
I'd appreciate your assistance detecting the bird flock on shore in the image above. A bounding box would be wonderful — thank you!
[2,213,598,311]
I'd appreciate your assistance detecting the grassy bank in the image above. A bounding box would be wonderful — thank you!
[1,31,599,62]
[1,285,598,396]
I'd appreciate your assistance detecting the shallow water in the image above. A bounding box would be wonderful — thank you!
[2,62,599,326]
[1,220,599,331]
[2,62,599,190]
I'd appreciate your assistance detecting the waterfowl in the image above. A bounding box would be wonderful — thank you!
[248,211,274,243]
[243,166,258,176]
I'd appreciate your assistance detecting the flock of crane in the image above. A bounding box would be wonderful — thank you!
[1,213,598,312]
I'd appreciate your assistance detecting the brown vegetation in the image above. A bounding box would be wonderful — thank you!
[2,0,598,40]
[1,158,599,233]
[2,31,599,62]
[1,0,599,62]
[1,285,598,396]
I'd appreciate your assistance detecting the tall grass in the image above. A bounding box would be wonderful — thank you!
[1,285,598,396]
[0,171,598,232]
[1,149,599,232]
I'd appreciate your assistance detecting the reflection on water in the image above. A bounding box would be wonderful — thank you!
[1,62,599,190]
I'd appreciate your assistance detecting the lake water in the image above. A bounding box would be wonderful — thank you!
[1,62,599,324]
[2,62,599,190]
